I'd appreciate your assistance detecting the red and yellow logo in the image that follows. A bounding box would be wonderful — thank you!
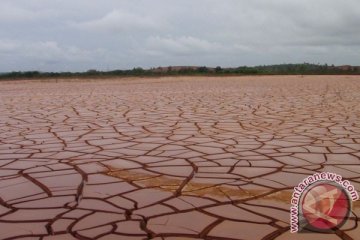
[301,182,350,231]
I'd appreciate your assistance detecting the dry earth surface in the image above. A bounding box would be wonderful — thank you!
[0,75,360,240]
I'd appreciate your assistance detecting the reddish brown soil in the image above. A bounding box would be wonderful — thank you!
[0,76,359,239]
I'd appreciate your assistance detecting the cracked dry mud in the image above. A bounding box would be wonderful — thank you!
[0,75,360,240]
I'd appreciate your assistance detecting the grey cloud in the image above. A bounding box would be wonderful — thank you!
[0,0,360,71]
[0,5,35,22]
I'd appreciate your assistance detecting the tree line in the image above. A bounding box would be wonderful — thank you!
[1,63,359,80]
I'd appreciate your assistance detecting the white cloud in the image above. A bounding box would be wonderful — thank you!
[144,36,255,57]
[0,40,18,52]
[74,9,163,33]
[25,41,101,62]
[145,36,225,55]
[0,40,108,71]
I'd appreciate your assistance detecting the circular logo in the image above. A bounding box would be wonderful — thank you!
[301,182,351,231]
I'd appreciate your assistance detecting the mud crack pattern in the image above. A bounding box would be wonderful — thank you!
[0,76,360,240]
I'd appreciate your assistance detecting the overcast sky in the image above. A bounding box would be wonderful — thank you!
[1,0,360,72]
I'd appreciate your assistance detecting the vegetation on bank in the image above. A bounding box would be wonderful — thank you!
[1,63,359,80]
